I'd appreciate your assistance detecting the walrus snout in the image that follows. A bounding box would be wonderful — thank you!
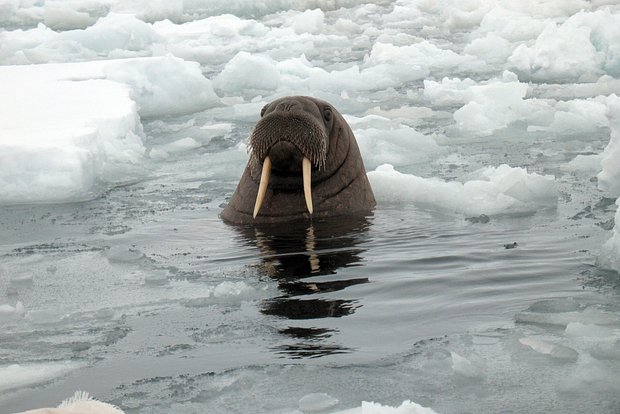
[249,112,328,169]
[249,111,329,218]
[269,141,304,173]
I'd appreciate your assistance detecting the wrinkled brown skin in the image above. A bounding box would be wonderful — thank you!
[221,96,376,225]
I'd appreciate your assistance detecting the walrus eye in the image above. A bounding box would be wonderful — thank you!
[260,104,269,117]
[323,107,332,122]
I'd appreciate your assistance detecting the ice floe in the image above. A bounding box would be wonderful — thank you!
[368,163,557,216]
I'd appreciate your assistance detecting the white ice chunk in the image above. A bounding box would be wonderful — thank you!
[1,13,162,64]
[333,400,439,414]
[472,6,549,42]
[110,0,183,22]
[213,51,280,94]
[508,9,620,82]
[150,138,201,160]
[0,301,24,318]
[423,77,478,106]
[564,153,603,173]
[450,351,485,378]
[425,73,558,136]
[287,9,325,34]
[0,362,84,393]
[0,76,144,204]
[355,123,444,170]
[452,74,531,136]
[565,322,614,338]
[103,55,220,118]
[368,164,558,216]
[597,94,620,196]
[463,33,513,65]
[0,56,216,204]
[44,1,96,30]
[213,281,255,298]
[519,337,579,361]
[550,98,609,135]
[298,393,339,412]
[363,41,484,82]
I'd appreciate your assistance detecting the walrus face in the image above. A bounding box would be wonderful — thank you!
[248,96,337,218]
[221,95,375,224]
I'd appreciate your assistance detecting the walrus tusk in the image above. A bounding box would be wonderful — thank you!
[302,157,313,215]
[253,156,272,218]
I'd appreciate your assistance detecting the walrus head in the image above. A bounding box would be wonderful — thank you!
[249,97,338,217]
[221,96,375,224]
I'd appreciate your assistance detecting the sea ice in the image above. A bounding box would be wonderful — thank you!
[367,163,557,216]
[0,76,142,204]
[333,400,439,414]
[353,120,444,169]
[0,362,84,394]
[0,56,217,204]
[0,301,24,318]
[450,351,485,378]
[298,392,339,412]
[508,9,620,82]
[597,94,620,196]
[518,337,579,361]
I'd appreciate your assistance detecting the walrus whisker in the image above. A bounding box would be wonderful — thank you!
[248,113,328,170]
[302,156,313,215]
[253,156,271,218]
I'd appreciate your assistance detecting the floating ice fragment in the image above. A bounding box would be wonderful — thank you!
[333,399,439,414]
[0,362,84,393]
[213,281,254,298]
[150,137,202,159]
[287,9,324,34]
[450,351,484,378]
[44,2,96,30]
[213,51,280,94]
[570,320,611,334]
[110,0,183,22]
[0,301,25,318]
[298,392,339,412]
[597,95,620,196]
[103,55,220,118]
[508,9,620,82]
[519,337,579,361]
[355,125,444,170]
[368,164,557,216]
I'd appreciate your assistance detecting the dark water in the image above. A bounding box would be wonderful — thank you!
[2,175,617,413]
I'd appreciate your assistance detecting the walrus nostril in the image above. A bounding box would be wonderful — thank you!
[269,141,304,172]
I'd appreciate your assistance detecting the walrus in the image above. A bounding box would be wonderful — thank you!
[221,96,376,224]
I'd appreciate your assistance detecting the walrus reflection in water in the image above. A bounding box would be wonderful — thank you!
[221,96,375,224]
[233,217,372,358]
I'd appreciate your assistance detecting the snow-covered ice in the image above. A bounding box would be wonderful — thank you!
[368,163,557,216]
